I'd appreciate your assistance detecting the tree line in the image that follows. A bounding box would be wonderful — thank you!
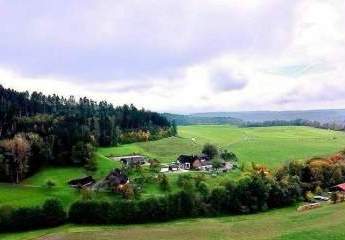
[240,119,345,131]
[0,85,175,183]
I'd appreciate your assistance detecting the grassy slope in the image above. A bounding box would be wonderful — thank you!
[1,125,345,207]
[0,152,121,208]
[2,202,345,240]
[102,125,345,167]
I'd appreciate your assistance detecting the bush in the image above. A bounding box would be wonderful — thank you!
[158,174,171,192]
[109,200,138,224]
[212,159,223,170]
[69,200,111,224]
[42,199,66,227]
[220,150,238,162]
[196,181,210,199]
[84,152,98,171]
[331,192,338,204]
[80,188,94,200]
[0,205,13,231]
[177,174,194,192]
[137,197,168,222]
[43,179,56,189]
[9,206,44,231]
[0,199,66,232]
[209,187,228,214]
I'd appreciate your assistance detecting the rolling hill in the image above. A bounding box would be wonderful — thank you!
[166,109,345,125]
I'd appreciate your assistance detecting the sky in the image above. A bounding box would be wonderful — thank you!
[0,0,345,113]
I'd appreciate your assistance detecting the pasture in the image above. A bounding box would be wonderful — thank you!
[1,125,345,208]
[2,202,345,240]
[103,125,345,167]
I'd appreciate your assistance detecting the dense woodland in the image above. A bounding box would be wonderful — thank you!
[240,119,345,131]
[0,85,175,183]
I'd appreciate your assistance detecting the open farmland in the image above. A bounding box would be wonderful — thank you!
[2,202,345,240]
[102,125,345,167]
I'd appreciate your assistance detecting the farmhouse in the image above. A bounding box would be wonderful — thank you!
[104,169,129,192]
[176,154,211,170]
[68,176,96,188]
[120,155,145,166]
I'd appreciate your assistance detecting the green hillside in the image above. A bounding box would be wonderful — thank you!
[2,202,345,240]
[103,125,345,167]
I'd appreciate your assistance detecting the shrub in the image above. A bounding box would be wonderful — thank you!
[122,184,135,199]
[305,191,314,202]
[80,188,94,200]
[69,200,111,224]
[43,179,56,189]
[212,159,223,170]
[42,199,66,227]
[209,187,228,214]
[0,205,13,231]
[84,152,98,171]
[220,150,238,162]
[158,174,171,192]
[331,192,338,204]
[196,181,210,199]
[177,174,194,192]
[0,199,66,232]
[137,197,168,222]
[109,200,138,224]
[9,206,44,231]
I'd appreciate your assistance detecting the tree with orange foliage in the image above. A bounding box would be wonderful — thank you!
[0,134,30,183]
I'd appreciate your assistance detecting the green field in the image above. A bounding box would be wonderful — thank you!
[2,202,345,240]
[103,125,345,167]
[1,125,345,208]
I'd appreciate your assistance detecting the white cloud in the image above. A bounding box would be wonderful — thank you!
[0,0,344,113]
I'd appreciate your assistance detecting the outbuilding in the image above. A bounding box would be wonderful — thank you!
[68,176,96,188]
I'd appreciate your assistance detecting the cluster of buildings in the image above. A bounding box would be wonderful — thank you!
[166,154,233,172]
[67,168,129,192]
[67,153,234,191]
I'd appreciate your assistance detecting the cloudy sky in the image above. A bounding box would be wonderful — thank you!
[0,0,345,113]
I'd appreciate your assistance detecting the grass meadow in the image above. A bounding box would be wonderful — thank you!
[2,201,345,240]
[103,125,345,167]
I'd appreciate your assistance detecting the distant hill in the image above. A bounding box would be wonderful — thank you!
[191,109,345,124]
[166,109,345,125]
[162,113,242,125]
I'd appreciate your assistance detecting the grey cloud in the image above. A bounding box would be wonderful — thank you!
[276,84,345,105]
[0,0,297,82]
[91,82,154,94]
[210,69,247,92]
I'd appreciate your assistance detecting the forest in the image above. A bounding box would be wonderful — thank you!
[0,85,175,183]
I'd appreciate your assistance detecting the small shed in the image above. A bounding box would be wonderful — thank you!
[68,176,96,188]
[120,155,145,166]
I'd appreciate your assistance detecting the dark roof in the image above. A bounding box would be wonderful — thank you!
[105,169,129,185]
[177,155,209,164]
[68,176,95,187]
[120,156,145,165]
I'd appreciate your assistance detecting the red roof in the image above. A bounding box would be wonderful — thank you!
[336,183,345,191]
